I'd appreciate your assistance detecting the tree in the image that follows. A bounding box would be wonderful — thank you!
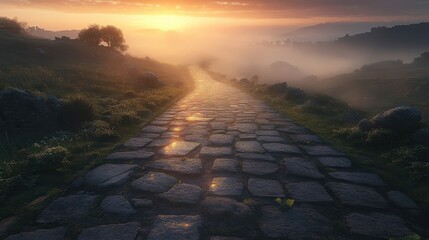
[0,17,26,34]
[100,25,128,51]
[78,24,128,52]
[78,24,102,46]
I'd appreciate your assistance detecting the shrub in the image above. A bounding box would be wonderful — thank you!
[365,129,398,147]
[58,97,95,129]
[382,145,429,181]
[79,120,118,141]
[111,111,141,126]
[267,82,288,94]
[28,146,71,173]
[335,127,366,145]
[0,17,26,34]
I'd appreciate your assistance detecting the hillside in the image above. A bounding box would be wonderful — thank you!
[26,26,79,40]
[0,29,191,224]
[316,52,429,120]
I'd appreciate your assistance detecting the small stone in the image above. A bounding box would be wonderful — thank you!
[212,158,238,173]
[160,141,200,156]
[301,145,346,157]
[147,215,202,240]
[123,137,153,148]
[242,160,279,175]
[78,222,140,240]
[159,183,203,204]
[256,136,284,143]
[260,206,333,239]
[209,177,243,196]
[286,182,333,203]
[131,198,153,208]
[255,130,280,136]
[201,197,253,219]
[37,194,98,223]
[6,228,66,240]
[289,134,322,144]
[100,195,136,216]
[149,158,203,175]
[346,213,413,239]
[131,172,177,193]
[262,143,301,154]
[239,134,256,139]
[282,157,324,179]
[328,172,386,187]
[200,147,233,158]
[106,150,154,161]
[318,157,351,168]
[387,191,420,210]
[236,153,276,162]
[83,164,138,188]
[248,178,285,197]
[235,141,265,153]
[209,134,234,146]
[142,126,168,133]
[326,182,387,209]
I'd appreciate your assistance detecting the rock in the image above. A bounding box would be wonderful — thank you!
[236,153,276,162]
[286,182,333,203]
[100,195,136,216]
[149,158,203,175]
[289,134,323,144]
[229,123,258,133]
[159,183,203,204]
[301,145,346,157]
[341,111,364,124]
[147,215,202,240]
[255,130,280,136]
[212,158,238,173]
[387,191,420,210]
[5,227,66,240]
[209,177,244,196]
[282,157,324,179]
[78,222,140,240]
[242,160,279,175]
[0,88,63,135]
[262,143,301,154]
[159,141,200,156]
[201,197,253,219]
[235,141,265,153]
[131,198,153,208]
[325,182,387,209]
[260,206,333,239]
[411,128,429,146]
[142,125,168,133]
[200,147,233,158]
[123,137,153,148]
[371,106,421,131]
[239,133,256,139]
[82,164,138,188]
[131,172,177,193]
[328,172,386,187]
[37,194,98,223]
[209,134,234,146]
[318,157,351,168]
[248,178,285,197]
[256,136,284,142]
[358,119,374,132]
[106,150,154,161]
[346,213,413,239]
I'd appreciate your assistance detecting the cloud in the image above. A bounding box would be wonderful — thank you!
[2,0,429,19]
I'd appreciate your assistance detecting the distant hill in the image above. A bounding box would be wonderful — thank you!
[283,22,403,42]
[26,26,79,40]
[334,22,429,51]
[314,52,429,120]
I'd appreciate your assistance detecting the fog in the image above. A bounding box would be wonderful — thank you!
[124,24,421,86]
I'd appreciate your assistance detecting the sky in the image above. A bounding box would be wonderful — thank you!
[1,0,429,31]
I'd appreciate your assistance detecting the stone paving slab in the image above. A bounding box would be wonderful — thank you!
[147,215,202,240]
[286,182,334,203]
[105,150,154,161]
[326,182,388,209]
[242,160,279,175]
[78,222,140,240]
[211,158,238,173]
[81,164,138,188]
[159,141,200,156]
[131,172,177,193]
[282,157,324,179]
[159,183,203,204]
[6,228,66,240]
[149,158,203,175]
[328,172,386,187]
[248,178,285,197]
[200,147,233,158]
[209,177,244,196]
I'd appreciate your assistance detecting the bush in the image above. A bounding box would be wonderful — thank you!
[28,146,71,173]
[382,145,429,180]
[79,120,118,141]
[365,129,398,146]
[59,97,95,129]
[111,111,141,126]
[335,127,366,145]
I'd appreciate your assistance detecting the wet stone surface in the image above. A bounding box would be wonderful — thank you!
[13,67,422,240]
